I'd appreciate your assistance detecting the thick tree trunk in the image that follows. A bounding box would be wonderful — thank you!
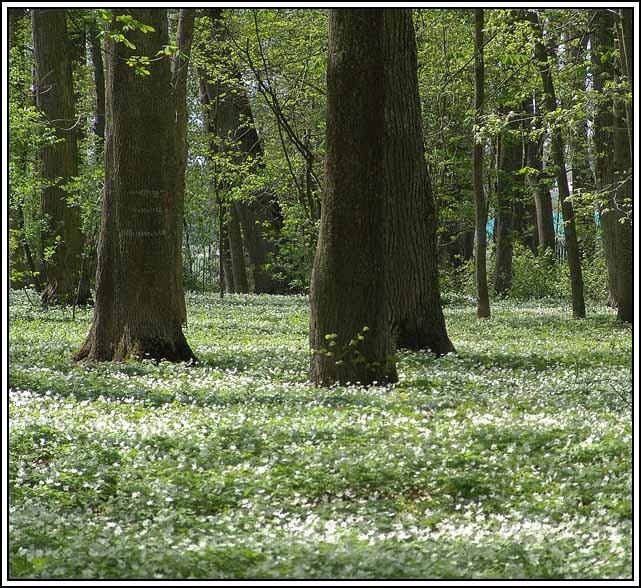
[383,10,453,354]
[32,9,90,306]
[310,9,396,386]
[202,8,283,294]
[527,10,585,318]
[172,9,195,321]
[493,110,520,295]
[473,9,490,318]
[89,21,105,141]
[592,10,620,308]
[76,9,195,362]
[613,11,633,323]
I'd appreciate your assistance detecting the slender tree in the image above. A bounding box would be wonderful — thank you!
[493,109,521,295]
[526,9,586,318]
[76,9,195,362]
[310,9,396,386]
[201,8,283,294]
[32,9,90,305]
[383,9,454,354]
[525,93,556,253]
[473,9,491,318]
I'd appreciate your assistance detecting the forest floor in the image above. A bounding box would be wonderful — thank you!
[8,291,632,579]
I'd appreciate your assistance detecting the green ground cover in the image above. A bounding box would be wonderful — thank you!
[8,291,632,579]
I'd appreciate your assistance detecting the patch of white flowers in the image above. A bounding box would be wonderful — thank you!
[8,292,632,579]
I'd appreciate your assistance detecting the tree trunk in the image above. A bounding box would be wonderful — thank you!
[525,93,556,253]
[527,10,585,318]
[493,110,520,295]
[310,9,396,386]
[202,8,283,294]
[89,20,105,141]
[219,213,235,294]
[32,9,90,306]
[473,9,491,318]
[591,11,618,306]
[383,9,454,354]
[227,204,249,293]
[613,9,633,323]
[172,9,195,321]
[76,9,195,362]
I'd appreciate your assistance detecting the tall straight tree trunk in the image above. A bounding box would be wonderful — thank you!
[613,9,633,323]
[172,9,195,321]
[527,10,585,318]
[591,11,618,307]
[202,8,283,294]
[32,9,90,306]
[493,110,520,295]
[310,9,396,386]
[566,31,597,259]
[525,94,556,253]
[219,213,235,294]
[227,204,249,293]
[89,20,105,141]
[473,9,490,318]
[76,9,195,362]
[383,9,453,354]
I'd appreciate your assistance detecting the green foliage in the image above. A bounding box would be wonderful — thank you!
[440,243,610,305]
[9,292,631,579]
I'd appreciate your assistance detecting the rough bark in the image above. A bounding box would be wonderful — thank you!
[310,9,396,386]
[89,20,105,140]
[473,9,491,318]
[202,8,284,294]
[172,9,195,321]
[32,9,90,306]
[591,11,618,306]
[383,9,454,354]
[493,110,521,295]
[613,9,633,323]
[76,9,195,362]
[527,10,586,318]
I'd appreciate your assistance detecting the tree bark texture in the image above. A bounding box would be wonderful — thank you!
[76,9,195,362]
[591,11,619,306]
[32,9,90,306]
[203,8,284,294]
[383,9,454,354]
[172,9,196,321]
[493,110,521,295]
[89,20,105,140]
[310,9,397,386]
[473,9,491,318]
[527,10,586,318]
[613,9,633,323]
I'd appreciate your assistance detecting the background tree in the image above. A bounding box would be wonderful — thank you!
[76,9,195,362]
[32,8,90,306]
[473,9,491,318]
[310,9,396,386]
[525,9,586,318]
